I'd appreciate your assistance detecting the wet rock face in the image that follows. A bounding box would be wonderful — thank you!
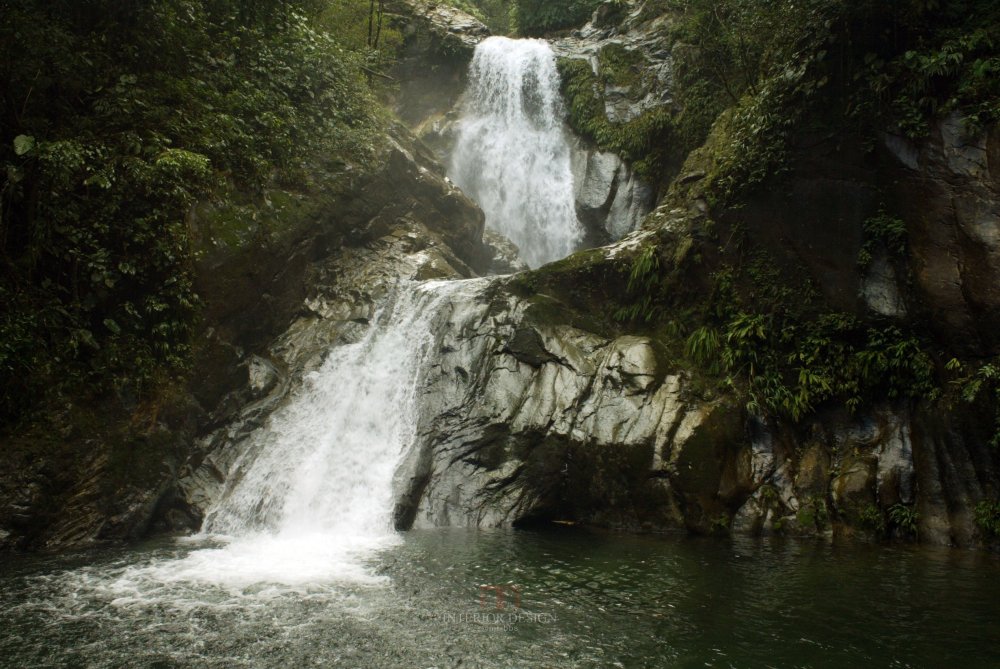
[550,5,670,243]
[571,142,655,244]
[393,288,744,531]
[718,113,1000,355]
[388,0,489,128]
[171,238,753,535]
[163,204,1000,547]
[717,405,1000,548]
[551,3,675,122]
[0,403,200,551]
[887,115,1000,355]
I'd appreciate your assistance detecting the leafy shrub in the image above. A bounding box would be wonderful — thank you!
[947,357,1000,449]
[514,0,601,36]
[613,245,662,323]
[858,211,909,268]
[888,503,919,537]
[615,241,937,422]
[685,326,721,373]
[859,504,886,533]
[975,500,1000,538]
[0,0,385,423]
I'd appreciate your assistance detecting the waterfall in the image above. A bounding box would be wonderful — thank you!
[144,281,474,587]
[204,284,447,539]
[450,36,583,269]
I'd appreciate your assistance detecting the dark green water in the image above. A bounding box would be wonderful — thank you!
[2,529,998,668]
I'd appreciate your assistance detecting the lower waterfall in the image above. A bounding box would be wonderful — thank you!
[122,280,479,588]
[450,36,583,268]
[204,283,449,539]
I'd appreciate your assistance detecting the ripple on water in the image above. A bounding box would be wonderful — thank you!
[3,530,1000,668]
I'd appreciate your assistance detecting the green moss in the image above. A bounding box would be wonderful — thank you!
[796,496,829,531]
[507,247,611,296]
[597,43,648,94]
[557,57,676,184]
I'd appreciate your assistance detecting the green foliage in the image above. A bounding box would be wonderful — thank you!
[613,244,663,323]
[687,251,937,421]
[852,19,1000,137]
[796,496,829,530]
[626,244,661,293]
[666,0,1000,199]
[947,357,1000,448]
[888,503,919,537]
[609,205,938,420]
[440,0,516,34]
[558,58,675,183]
[597,43,647,94]
[667,0,831,174]
[859,504,886,533]
[317,0,403,73]
[858,211,909,268]
[616,239,937,421]
[709,513,731,533]
[619,1,1000,423]
[13,135,35,157]
[445,0,517,34]
[0,0,385,423]
[707,64,820,199]
[741,318,935,421]
[514,0,601,36]
[975,500,1000,538]
[685,326,721,373]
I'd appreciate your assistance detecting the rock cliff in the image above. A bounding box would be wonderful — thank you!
[6,0,1000,553]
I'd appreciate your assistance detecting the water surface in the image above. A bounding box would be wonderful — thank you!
[2,529,998,668]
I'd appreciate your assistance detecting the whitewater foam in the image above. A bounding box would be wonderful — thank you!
[450,36,583,268]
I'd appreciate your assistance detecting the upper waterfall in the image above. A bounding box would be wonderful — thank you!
[450,36,583,269]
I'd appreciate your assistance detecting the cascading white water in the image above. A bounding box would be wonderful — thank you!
[450,36,583,268]
[205,284,442,540]
[106,281,476,590]
[193,281,466,584]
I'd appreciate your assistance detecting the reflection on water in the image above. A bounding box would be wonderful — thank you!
[2,529,999,668]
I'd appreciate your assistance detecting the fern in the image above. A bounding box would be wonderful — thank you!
[614,245,663,324]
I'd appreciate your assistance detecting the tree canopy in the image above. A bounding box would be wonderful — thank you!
[0,0,389,423]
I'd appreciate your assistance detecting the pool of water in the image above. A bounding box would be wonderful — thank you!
[2,529,998,668]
